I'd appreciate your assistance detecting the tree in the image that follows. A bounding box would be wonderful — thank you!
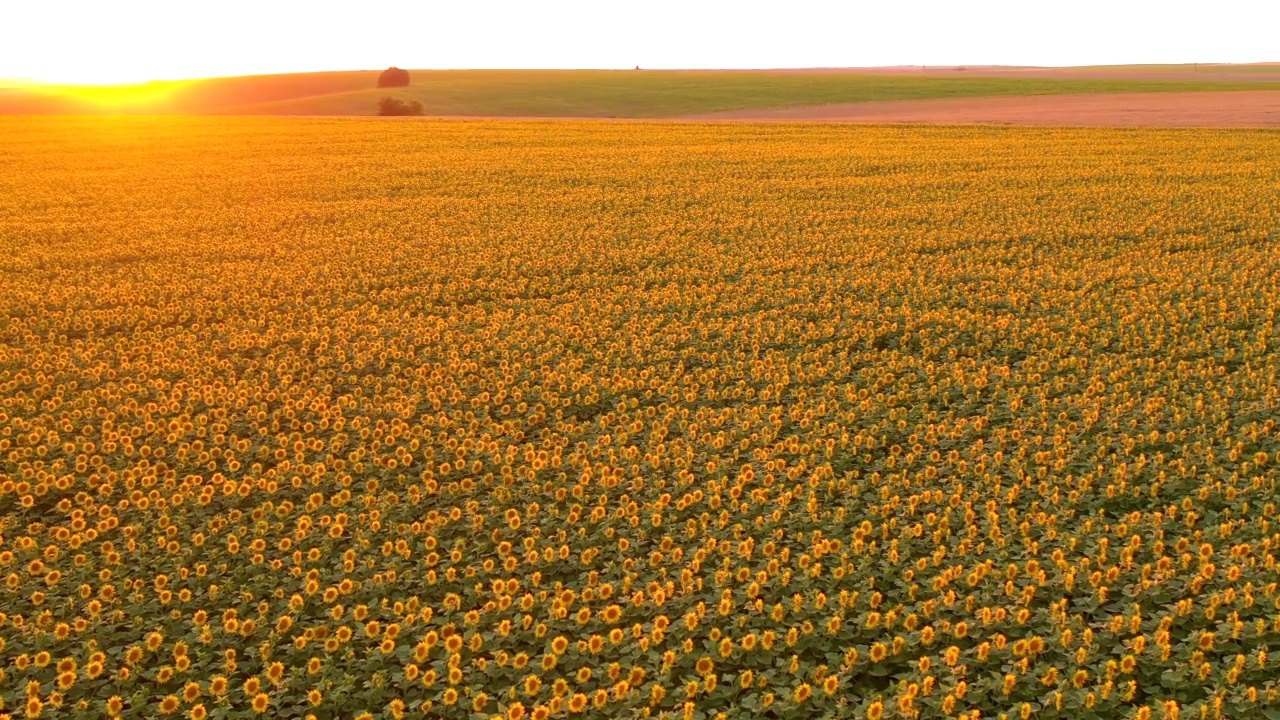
[377,96,424,116]
[377,67,411,88]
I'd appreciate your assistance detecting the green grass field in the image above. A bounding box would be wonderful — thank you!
[4,69,1280,117]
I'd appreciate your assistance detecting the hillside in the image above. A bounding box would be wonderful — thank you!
[4,67,1280,117]
[0,70,381,115]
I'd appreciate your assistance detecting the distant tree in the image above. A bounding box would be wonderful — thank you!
[377,96,425,116]
[377,67,411,88]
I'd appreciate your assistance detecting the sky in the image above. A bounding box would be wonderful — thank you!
[2,0,1277,85]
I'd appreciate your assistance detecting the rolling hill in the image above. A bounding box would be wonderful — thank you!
[4,67,1280,118]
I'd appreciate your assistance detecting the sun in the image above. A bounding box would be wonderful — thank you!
[65,80,194,106]
[11,77,198,111]
[1,62,213,111]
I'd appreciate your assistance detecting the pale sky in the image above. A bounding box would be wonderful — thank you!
[2,0,1277,84]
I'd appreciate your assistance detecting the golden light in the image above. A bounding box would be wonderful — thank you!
[19,79,197,113]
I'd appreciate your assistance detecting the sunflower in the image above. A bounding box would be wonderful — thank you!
[445,634,464,653]
[944,646,960,666]
[524,675,542,697]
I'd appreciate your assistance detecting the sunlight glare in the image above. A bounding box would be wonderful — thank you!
[28,80,195,110]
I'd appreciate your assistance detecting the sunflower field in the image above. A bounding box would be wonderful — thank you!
[0,117,1278,720]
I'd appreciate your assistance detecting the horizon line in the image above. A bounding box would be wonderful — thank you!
[5,61,1278,89]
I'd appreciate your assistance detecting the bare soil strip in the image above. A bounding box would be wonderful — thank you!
[687,91,1280,127]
